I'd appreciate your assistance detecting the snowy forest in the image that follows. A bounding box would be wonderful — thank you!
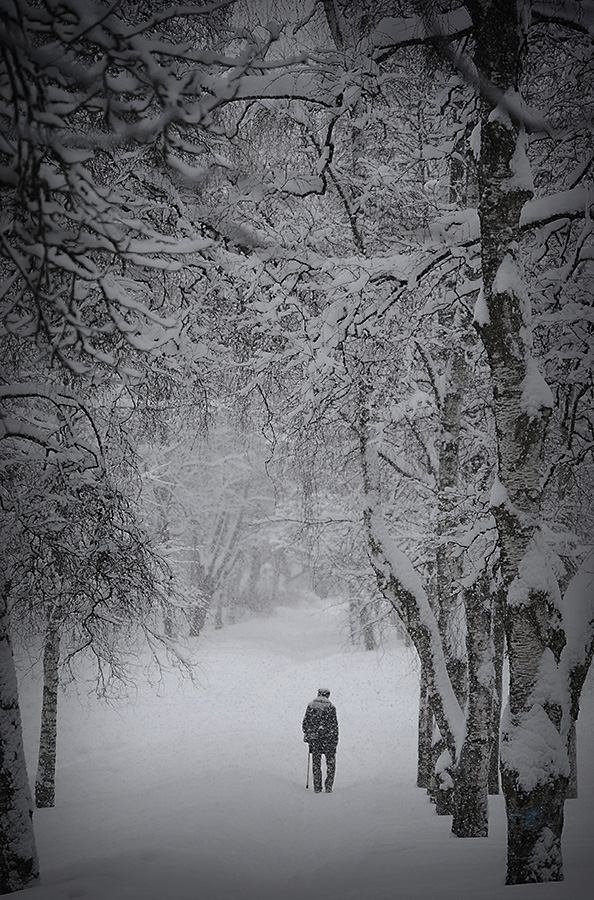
[1,0,593,896]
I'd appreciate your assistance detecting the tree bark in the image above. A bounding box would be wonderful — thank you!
[417,666,433,789]
[0,586,39,893]
[471,0,568,882]
[430,301,475,823]
[452,577,493,837]
[435,300,470,709]
[488,585,505,795]
[566,722,577,800]
[35,618,60,808]
[501,764,567,883]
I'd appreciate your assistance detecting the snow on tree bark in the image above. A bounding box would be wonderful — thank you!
[0,586,39,893]
[357,387,466,765]
[470,0,572,884]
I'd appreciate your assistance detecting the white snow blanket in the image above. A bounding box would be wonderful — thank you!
[16,598,594,899]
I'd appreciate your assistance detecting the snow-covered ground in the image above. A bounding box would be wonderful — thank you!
[14,597,594,900]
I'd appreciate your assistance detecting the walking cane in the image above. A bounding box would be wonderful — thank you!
[306,748,311,789]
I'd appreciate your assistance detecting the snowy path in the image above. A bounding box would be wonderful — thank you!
[16,599,594,900]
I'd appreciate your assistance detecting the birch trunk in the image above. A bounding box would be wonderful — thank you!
[358,386,465,767]
[435,267,471,711]
[471,0,568,882]
[0,585,39,893]
[566,723,577,800]
[430,302,471,821]
[417,667,433,789]
[452,577,494,837]
[35,619,60,808]
[488,585,505,795]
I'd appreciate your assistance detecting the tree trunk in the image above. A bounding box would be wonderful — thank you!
[452,577,493,837]
[190,567,214,637]
[471,0,567,881]
[360,601,377,651]
[214,595,224,630]
[0,586,39,893]
[190,600,208,637]
[430,300,471,821]
[417,666,433,789]
[35,619,60,808]
[432,741,454,816]
[189,537,209,637]
[348,596,359,646]
[435,300,470,709]
[488,585,505,795]
[501,765,567,884]
[566,722,577,800]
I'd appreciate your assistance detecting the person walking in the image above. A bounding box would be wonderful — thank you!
[302,688,339,793]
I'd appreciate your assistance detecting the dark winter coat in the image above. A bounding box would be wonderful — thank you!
[302,696,339,753]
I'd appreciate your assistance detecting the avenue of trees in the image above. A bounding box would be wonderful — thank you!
[1,0,593,892]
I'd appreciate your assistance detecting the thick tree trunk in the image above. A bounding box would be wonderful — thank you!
[0,588,39,893]
[471,0,567,882]
[501,764,567,884]
[452,577,493,837]
[35,619,60,808]
[453,734,489,837]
